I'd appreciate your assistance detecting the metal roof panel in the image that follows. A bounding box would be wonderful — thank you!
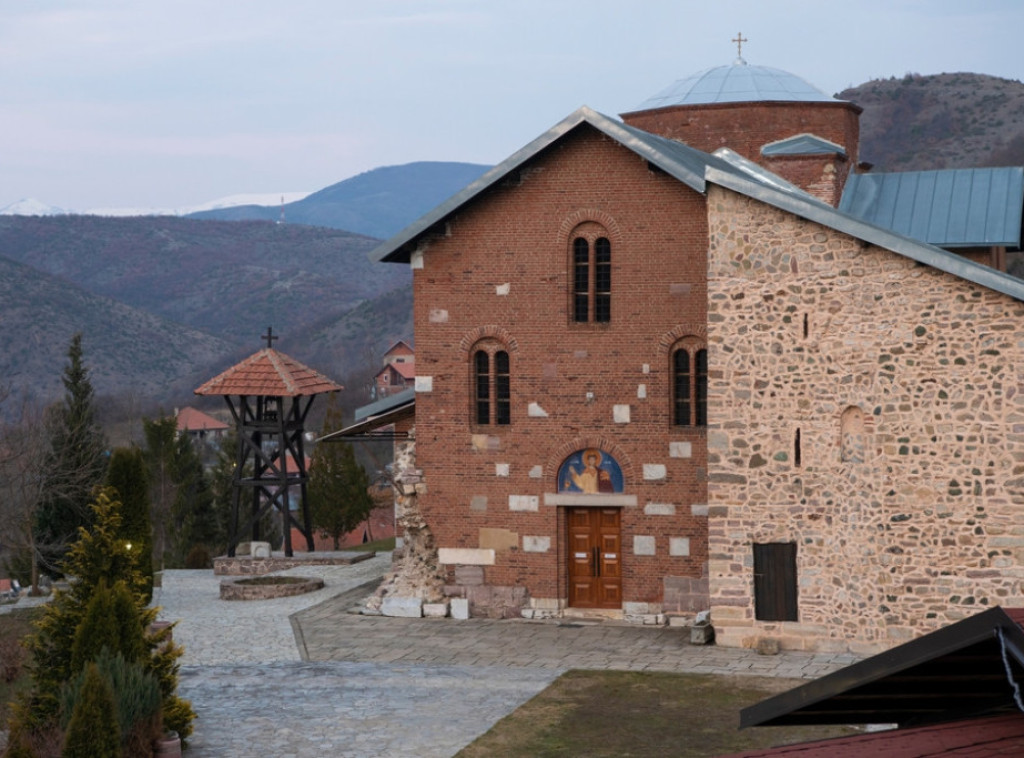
[840,168,1024,248]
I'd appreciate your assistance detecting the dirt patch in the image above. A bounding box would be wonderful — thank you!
[456,670,859,757]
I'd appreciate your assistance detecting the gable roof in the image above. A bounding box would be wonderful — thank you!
[194,349,343,397]
[371,106,753,264]
[176,406,228,433]
[762,133,847,157]
[840,167,1024,248]
[706,165,1024,304]
[740,607,1024,729]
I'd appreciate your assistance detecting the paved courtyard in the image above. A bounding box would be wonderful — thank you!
[152,554,859,757]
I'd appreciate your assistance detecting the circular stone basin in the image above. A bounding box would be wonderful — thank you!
[220,575,324,601]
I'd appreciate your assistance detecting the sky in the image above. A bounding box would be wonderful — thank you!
[2,0,1022,212]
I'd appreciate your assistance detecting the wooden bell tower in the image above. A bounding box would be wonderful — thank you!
[195,328,344,557]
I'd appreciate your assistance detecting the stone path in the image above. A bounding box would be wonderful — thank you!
[151,555,860,757]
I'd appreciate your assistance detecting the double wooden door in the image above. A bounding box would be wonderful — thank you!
[567,507,622,608]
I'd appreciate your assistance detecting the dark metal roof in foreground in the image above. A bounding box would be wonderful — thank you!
[741,607,1024,729]
[840,167,1024,248]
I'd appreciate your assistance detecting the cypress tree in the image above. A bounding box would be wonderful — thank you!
[106,447,154,601]
[34,333,108,575]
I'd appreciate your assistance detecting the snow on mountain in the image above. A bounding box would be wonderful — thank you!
[1,192,311,218]
[0,198,68,216]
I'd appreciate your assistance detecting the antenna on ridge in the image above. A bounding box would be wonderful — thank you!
[278,195,285,225]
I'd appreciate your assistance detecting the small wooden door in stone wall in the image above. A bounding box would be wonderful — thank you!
[567,507,622,608]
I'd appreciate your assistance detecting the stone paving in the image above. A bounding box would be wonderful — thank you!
[150,554,860,756]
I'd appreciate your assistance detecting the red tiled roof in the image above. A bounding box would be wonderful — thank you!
[723,713,1024,757]
[176,406,229,432]
[392,361,416,380]
[194,349,343,397]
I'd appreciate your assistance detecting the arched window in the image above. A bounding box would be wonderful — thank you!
[572,236,611,323]
[841,406,866,463]
[473,345,510,426]
[673,342,707,426]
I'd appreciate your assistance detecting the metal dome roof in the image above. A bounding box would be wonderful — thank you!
[629,60,840,111]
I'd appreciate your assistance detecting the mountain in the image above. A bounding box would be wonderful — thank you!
[0,198,68,217]
[840,72,1024,171]
[0,215,410,410]
[187,161,491,238]
[0,253,236,406]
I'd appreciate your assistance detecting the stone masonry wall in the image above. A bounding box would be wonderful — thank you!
[410,126,711,615]
[705,184,1024,654]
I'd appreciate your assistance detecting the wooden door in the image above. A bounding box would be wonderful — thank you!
[567,507,622,608]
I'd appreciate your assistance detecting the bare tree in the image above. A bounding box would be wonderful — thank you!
[0,397,62,593]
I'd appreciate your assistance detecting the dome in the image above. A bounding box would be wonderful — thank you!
[629,60,839,111]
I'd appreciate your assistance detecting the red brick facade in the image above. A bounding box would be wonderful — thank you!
[621,101,861,206]
[412,127,711,614]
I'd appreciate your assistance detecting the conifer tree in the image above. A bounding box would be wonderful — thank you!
[106,447,154,601]
[34,333,108,574]
[16,490,194,741]
[308,395,374,549]
[61,662,121,758]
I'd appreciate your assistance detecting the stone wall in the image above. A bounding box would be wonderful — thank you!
[705,184,1024,654]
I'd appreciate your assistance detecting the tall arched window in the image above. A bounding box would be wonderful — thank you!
[673,342,707,427]
[572,236,611,323]
[473,345,510,426]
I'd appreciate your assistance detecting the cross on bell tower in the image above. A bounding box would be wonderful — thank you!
[732,31,748,64]
[262,326,279,349]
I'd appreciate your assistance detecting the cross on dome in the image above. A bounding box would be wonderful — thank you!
[732,31,748,64]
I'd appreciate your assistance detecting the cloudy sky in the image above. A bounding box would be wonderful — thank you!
[2,0,1021,212]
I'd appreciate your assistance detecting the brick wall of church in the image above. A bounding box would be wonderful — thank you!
[410,126,711,614]
[705,184,1024,654]
[622,101,860,206]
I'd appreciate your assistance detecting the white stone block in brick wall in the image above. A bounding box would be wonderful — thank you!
[642,363,650,374]
[529,465,543,478]
[643,464,667,480]
[528,402,549,417]
[633,536,656,555]
[637,384,647,399]
[645,502,676,516]
[523,536,551,553]
[470,495,487,511]
[670,537,691,556]
[691,503,709,517]
[428,308,447,322]
[509,495,539,511]
[410,250,424,270]
[613,404,631,423]
[423,602,448,618]
[382,597,423,618]
[438,548,495,565]
[669,441,692,458]
[495,463,510,477]
[624,601,656,615]
[415,376,433,392]
[451,598,470,620]
[496,283,510,296]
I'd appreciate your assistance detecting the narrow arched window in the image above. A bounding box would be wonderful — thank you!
[673,342,707,427]
[473,344,511,426]
[571,235,611,323]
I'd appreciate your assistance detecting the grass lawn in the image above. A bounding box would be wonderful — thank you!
[457,669,858,757]
[348,536,396,553]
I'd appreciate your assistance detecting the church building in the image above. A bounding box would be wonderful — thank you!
[368,47,1024,653]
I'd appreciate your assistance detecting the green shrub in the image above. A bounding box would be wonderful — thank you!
[60,649,162,758]
[61,662,121,758]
